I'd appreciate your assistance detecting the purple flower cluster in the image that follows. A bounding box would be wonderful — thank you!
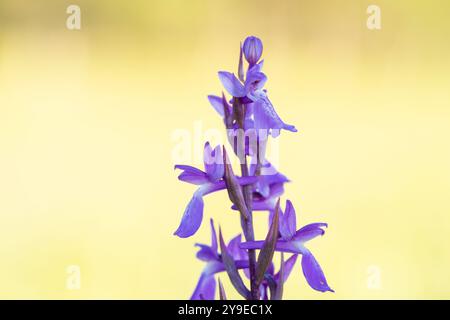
[174,36,332,300]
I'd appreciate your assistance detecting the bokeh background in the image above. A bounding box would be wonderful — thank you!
[0,0,449,299]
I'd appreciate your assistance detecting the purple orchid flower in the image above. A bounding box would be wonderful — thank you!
[191,219,298,300]
[250,161,289,198]
[174,142,256,238]
[230,161,288,212]
[240,200,334,293]
[217,40,297,137]
[191,219,249,300]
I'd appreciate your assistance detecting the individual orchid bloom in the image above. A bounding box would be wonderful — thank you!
[250,161,289,199]
[174,142,256,238]
[191,219,249,300]
[240,200,334,293]
[243,36,263,66]
[218,43,297,136]
[229,161,288,214]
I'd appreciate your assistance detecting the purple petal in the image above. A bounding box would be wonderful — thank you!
[195,244,219,262]
[250,162,289,198]
[218,71,246,97]
[175,165,209,185]
[246,61,263,75]
[227,234,247,261]
[203,143,224,182]
[301,250,334,293]
[245,71,267,93]
[207,95,225,117]
[257,60,264,70]
[191,273,216,300]
[297,222,328,233]
[174,195,204,238]
[294,223,327,243]
[252,96,297,137]
[227,235,250,279]
[279,200,296,240]
[266,182,286,199]
[275,254,298,283]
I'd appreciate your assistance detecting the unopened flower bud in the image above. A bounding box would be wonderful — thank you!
[243,36,263,65]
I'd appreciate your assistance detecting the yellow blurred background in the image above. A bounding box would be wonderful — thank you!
[0,0,449,299]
